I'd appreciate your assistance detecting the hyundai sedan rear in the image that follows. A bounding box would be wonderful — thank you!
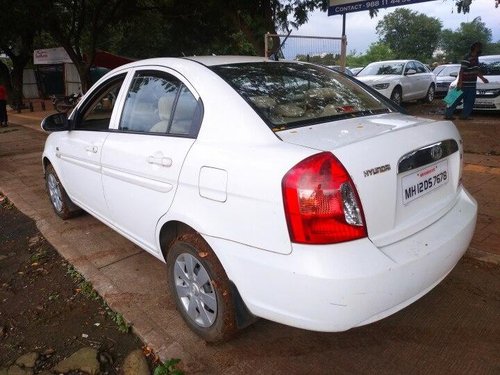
[41,56,477,342]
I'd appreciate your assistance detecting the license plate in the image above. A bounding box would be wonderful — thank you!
[402,160,449,205]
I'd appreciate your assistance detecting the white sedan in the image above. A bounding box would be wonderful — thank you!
[357,60,436,105]
[41,56,477,342]
[448,54,500,111]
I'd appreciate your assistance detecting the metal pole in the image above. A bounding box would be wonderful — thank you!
[340,14,347,72]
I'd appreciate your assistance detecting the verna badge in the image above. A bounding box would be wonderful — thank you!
[363,164,391,177]
[430,145,443,161]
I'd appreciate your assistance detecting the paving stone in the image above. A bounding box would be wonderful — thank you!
[15,352,38,368]
[53,347,99,375]
[122,349,149,375]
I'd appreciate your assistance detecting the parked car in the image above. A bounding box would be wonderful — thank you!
[327,65,354,76]
[349,66,364,76]
[41,56,477,342]
[356,60,436,105]
[448,55,500,111]
[433,64,461,96]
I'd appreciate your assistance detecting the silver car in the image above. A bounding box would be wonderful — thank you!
[433,64,460,96]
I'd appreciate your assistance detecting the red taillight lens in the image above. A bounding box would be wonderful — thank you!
[282,152,367,244]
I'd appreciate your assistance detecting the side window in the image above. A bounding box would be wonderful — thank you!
[415,62,427,73]
[119,70,201,137]
[405,62,416,74]
[120,71,180,133]
[76,75,125,131]
[170,86,199,136]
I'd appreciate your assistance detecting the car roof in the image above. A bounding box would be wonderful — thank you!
[185,55,269,66]
[115,56,270,71]
[367,60,414,64]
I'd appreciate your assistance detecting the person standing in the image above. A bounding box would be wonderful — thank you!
[444,42,489,120]
[0,83,7,127]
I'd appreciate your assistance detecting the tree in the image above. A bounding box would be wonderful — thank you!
[376,8,442,63]
[346,42,395,67]
[0,0,48,105]
[111,0,330,58]
[44,0,137,92]
[439,17,493,62]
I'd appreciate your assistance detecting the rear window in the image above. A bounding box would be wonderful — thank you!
[211,62,390,130]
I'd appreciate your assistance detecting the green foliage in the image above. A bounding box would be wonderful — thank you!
[79,280,100,300]
[376,8,442,63]
[347,42,395,67]
[296,53,338,65]
[439,17,493,62]
[485,42,500,55]
[153,358,183,375]
[111,312,130,333]
[30,248,48,263]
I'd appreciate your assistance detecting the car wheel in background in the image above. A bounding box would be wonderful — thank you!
[167,233,238,343]
[44,164,82,219]
[424,84,435,103]
[390,87,402,105]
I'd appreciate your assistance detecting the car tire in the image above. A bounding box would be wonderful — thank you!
[390,87,402,106]
[423,84,435,103]
[167,233,238,343]
[45,164,82,219]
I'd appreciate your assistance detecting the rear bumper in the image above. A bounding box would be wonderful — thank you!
[205,187,477,332]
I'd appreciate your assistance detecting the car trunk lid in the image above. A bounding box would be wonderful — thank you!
[277,113,463,247]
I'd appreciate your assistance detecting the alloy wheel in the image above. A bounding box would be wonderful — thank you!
[173,252,218,328]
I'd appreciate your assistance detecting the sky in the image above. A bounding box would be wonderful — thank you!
[292,0,500,55]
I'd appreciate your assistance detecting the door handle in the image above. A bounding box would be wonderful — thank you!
[85,145,98,153]
[147,155,172,167]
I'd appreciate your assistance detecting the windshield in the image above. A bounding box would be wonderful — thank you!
[479,56,500,76]
[357,62,405,76]
[211,62,391,130]
[436,65,460,77]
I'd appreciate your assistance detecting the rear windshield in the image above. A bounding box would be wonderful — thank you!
[211,62,391,131]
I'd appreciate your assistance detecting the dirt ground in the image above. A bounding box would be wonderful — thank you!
[0,194,154,372]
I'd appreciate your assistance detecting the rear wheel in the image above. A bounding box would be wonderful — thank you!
[167,233,238,343]
[390,87,402,105]
[45,164,81,219]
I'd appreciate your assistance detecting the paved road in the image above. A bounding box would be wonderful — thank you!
[1,123,499,374]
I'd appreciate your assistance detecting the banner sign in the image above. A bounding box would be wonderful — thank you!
[328,0,436,15]
[34,47,72,65]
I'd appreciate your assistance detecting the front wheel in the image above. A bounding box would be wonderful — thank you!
[390,87,402,106]
[423,84,435,103]
[167,234,238,343]
[45,164,81,219]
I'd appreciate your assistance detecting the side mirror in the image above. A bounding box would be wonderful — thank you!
[449,72,458,77]
[41,113,70,132]
[405,69,417,75]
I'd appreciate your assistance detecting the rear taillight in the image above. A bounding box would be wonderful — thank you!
[282,152,367,244]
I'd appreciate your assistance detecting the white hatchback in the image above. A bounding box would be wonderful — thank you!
[41,56,477,342]
[357,59,436,105]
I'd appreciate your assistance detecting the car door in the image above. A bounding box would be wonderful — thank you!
[55,73,127,218]
[100,68,202,254]
[414,61,433,97]
[402,61,419,100]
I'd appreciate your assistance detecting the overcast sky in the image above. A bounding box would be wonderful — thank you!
[293,0,500,55]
